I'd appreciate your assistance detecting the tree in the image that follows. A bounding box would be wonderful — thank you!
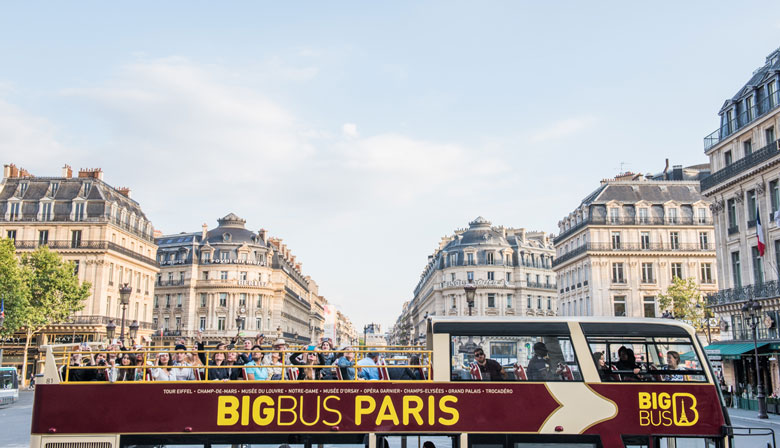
[658,277,707,331]
[1,242,91,385]
[0,238,27,333]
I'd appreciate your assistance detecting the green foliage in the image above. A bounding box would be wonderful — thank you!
[0,240,91,336]
[658,277,706,330]
[0,238,27,336]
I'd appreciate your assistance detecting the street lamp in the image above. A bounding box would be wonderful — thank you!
[464,282,477,316]
[106,320,116,341]
[118,283,133,344]
[129,320,139,341]
[742,297,768,419]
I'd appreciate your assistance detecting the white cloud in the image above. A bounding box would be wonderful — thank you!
[0,98,70,164]
[342,122,358,138]
[529,116,598,143]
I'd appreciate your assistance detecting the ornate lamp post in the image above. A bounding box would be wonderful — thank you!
[464,282,477,316]
[742,297,768,419]
[129,320,139,341]
[106,320,116,342]
[118,283,132,344]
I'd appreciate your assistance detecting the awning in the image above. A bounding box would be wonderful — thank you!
[704,342,769,359]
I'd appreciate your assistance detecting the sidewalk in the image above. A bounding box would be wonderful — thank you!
[727,406,780,426]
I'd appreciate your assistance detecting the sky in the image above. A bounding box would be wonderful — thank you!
[2,2,780,331]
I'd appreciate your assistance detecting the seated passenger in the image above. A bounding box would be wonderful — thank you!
[357,352,381,380]
[150,351,175,381]
[470,348,505,380]
[291,348,325,380]
[615,347,641,381]
[335,346,356,380]
[243,346,269,381]
[527,342,555,380]
[662,351,686,382]
[109,353,136,382]
[592,351,609,381]
[170,344,196,381]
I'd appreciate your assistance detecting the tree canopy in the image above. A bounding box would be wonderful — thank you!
[0,239,91,336]
[658,276,706,330]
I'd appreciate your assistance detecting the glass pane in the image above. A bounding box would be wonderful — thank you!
[451,335,582,381]
[588,337,707,382]
[381,435,457,448]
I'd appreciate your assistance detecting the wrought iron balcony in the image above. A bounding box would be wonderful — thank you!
[706,280,780,306]
[157,279,185,287]
[554,216,714,243]
[553,242,714,267]
[728,226,740,235]
[700,140,779,191]
[12,239,158,267]
[527,281,556,290]
[703,91,780,150]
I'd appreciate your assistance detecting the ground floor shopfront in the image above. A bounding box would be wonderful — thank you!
[706,341,780,411]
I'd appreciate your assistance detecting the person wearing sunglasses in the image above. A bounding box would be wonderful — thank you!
[472,348,505,380]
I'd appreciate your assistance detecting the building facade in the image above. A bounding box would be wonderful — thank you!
[0,164,159,372]
[396,217,557,345]
[154,213,331,345]
[553,166,717,320]
[702,48,780,399]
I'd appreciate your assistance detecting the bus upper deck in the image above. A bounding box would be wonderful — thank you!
[30,317,732,448]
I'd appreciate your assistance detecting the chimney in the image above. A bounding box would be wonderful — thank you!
[116,187,132,198]
[672,165,683,181]
[202,223,208,240]
[78,168,104,180]
[3,164,14,179]
[258,228,267,242]
[62,164,73,178]
[663,158,670,179]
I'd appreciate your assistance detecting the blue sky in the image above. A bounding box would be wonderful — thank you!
[2,2,780,329]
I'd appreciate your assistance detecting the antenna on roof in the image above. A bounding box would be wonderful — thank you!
[618,162,629,174]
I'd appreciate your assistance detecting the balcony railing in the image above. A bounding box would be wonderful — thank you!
[527,281,556,290]
[703,91,780,151]
[13,240,158,267]
[0,215,154,242]
[157,279,185,287]
[68,315,155,330]
[555,216,714,243]
[707,280,780,306]
[553,242,714,267]
[700,140,779,191]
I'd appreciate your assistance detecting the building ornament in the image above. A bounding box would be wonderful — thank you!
[440,279,511,288]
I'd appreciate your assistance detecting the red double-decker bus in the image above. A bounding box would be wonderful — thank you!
[30,317,744,448]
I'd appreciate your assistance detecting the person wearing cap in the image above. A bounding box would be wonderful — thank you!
[170,344,196,381]
[473,347,505,380]
[357,352,381,380]
[526,342,555,381]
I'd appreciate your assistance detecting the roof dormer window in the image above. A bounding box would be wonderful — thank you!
[40,202,52,221]
[83,182,92,197]
[73,202,85,222]
[19,182,28,196]
[7,201,20,221]
[50,182,59,196]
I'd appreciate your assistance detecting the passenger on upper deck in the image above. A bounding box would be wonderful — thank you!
[472,347,505,380]
[291,347,325,380]
[319,339,336,379]
[243,346,269,381]
[357,352,380,380]
[592,352,609,381]
[170,344,196,381]
[661,351,686,382]
[615,347,641,381]
[109,353,136,382]
[335,346,356,380]
[150,351,176,381]
[61,345,96,382]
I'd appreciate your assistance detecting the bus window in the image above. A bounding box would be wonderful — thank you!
[623,435,720,448]
[588,336,707,382]
[450,335,582,381]
[121,433,368,448]
[379,434,459,448]
[470,434,601,448]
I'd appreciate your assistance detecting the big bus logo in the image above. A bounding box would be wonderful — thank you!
[638,392,698,427]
